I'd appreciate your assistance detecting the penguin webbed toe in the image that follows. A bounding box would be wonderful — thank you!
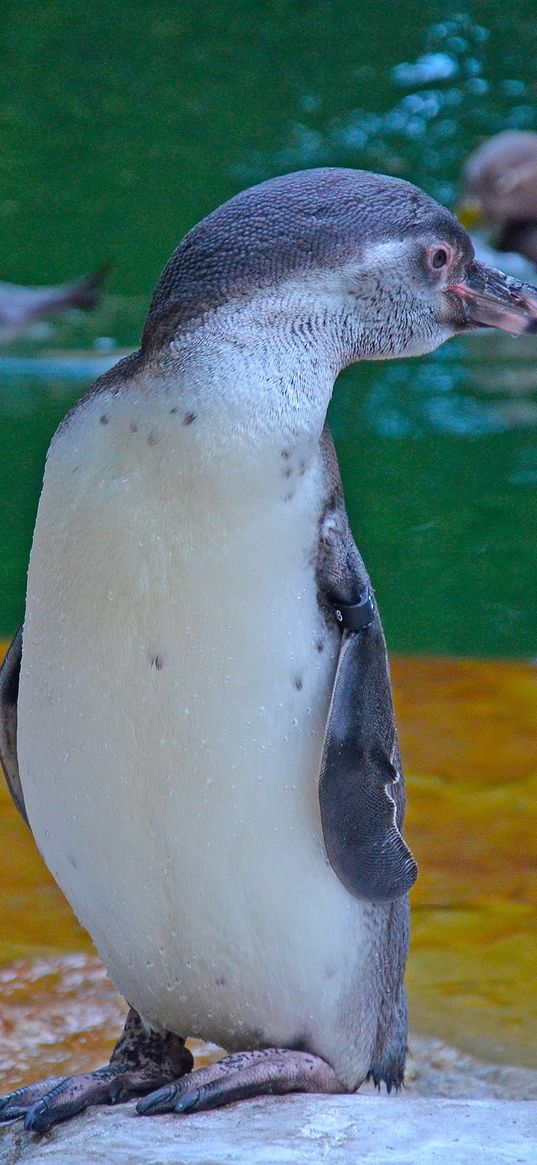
[0,1007,193,1133]
[137,1047,341,1116]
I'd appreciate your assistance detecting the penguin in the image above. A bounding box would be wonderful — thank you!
[461,130,537,265]
[1,168,536,1133]
[0,261,111,338]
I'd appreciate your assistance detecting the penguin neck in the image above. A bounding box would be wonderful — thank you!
[145,286,347,466]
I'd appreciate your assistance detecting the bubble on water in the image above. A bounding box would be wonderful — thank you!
[299,92,321,114]
[501,79,526,97]
[508,105,535,130]
[466,78,488,96]
[391,52,457,87]
[446,36,467,53]
[94,335,117,352]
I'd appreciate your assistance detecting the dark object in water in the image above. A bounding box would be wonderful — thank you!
[0,260,111,332]
[460,131,537,265]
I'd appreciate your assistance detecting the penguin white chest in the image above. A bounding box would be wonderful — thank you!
[18,390,370,1078]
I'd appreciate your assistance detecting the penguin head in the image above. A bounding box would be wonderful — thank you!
[143,167,537,368]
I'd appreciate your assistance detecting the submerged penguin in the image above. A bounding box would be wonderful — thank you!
[1,169,537,1132]
[0,261,110,337]
[461,130,537,265]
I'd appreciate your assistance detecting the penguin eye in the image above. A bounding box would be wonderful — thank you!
[431,248,449,268]
[426,244,453,272]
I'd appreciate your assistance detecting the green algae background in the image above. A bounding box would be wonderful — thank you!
[0,0,536,653]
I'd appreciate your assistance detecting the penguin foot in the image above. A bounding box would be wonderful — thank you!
[137,1046,341,1115]
[0,1007,193,1133]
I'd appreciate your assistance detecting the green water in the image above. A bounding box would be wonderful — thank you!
[0,0,536,655]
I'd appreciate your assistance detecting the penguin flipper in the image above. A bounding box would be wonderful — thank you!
[318,623,417,902]
[0,625,27,824]
[317,428,417,903]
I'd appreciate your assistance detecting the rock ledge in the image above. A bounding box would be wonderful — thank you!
[1,1094,536,1165]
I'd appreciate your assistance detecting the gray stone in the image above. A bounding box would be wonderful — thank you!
[1,1094,536,1165]
[403,1035,537,1100]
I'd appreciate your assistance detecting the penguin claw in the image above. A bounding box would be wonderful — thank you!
[0,1077,66,1124]
[21,1068,132,1132]
[24,1098,56,1134]
[174,1087,201,1113]
[136,1081,184,1115]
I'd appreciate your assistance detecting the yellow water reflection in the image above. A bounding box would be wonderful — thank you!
[395,656,537,1068]
[0,645,535,1090]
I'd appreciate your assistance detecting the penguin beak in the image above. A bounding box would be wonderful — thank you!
[444,261,537,335]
